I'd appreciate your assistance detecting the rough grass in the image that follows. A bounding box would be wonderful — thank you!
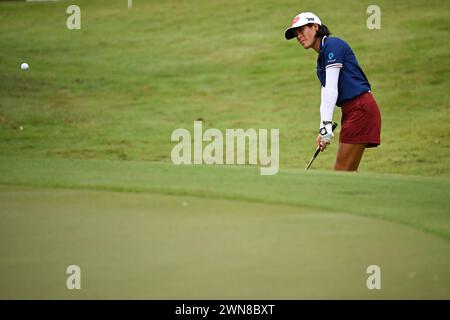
[0,0,449,175]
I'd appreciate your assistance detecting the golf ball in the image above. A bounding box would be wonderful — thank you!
[21,63,29,70]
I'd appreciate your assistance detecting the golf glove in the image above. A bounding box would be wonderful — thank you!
[319,122,334,143]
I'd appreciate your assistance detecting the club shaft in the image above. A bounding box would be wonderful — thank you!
[305,122,338,170]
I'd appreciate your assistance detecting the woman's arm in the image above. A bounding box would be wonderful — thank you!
[317,66,341,150]
[320,67,340,128]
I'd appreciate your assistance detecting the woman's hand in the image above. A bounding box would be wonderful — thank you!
[316,134,331,151]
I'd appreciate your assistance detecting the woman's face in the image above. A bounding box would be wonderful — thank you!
[295,24,319,49]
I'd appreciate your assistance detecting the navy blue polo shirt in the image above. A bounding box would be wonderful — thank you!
[317,36,371,106]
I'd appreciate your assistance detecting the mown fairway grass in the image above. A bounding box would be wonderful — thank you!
[1,157,450,241]
[0,0,449,299]
[1,186,450,299]
[0,158,449,298]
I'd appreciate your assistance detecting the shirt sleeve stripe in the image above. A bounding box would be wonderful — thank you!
[326,63,343,69]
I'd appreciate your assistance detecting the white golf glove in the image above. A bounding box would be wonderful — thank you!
[319,122,334,143]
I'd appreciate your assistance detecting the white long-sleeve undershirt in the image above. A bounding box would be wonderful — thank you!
[319,67,341,128]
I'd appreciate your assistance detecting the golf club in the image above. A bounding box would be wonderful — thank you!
[305,122,338,170]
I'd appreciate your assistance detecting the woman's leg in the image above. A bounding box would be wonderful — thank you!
[334,143,367,171]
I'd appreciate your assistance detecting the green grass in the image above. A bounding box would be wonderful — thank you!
[1,186,450,299]
[0,0,449,175]
[0,157,449,298]
[1,157,449,241]
[0,0,449,299]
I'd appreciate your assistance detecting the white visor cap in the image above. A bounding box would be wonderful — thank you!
[284,12,322,40]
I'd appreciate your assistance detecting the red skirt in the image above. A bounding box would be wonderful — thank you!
[340,92,381,148]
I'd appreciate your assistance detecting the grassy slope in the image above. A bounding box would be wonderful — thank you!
[1,0,449,300]
[1,157,449,242]
[0,0,449,175]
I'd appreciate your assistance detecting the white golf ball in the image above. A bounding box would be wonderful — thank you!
[21,63,29,70]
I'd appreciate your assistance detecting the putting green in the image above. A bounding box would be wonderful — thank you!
[0,186,449,299]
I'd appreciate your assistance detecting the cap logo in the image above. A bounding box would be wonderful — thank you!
[291,16,300,26]
[307,17,315,21]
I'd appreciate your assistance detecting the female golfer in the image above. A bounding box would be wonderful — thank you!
[285,12,381,171]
